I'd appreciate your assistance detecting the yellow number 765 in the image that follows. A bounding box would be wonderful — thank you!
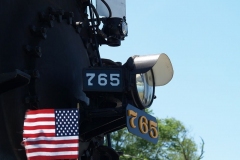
[128,110,158,139]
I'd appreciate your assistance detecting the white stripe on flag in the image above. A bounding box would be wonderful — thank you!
[24,129,55,134]
[25,113,55,119]
[27,151,78,157]
[24,136,78,142]
[24,121,55,126]
[25,143,78,149]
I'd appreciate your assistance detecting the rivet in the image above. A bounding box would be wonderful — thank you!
[30,25,47,39]
[63,12,74,25]
[49,7,65,22]
[74,21,83,33]
[24,45,42,58]
[39,12,55,27]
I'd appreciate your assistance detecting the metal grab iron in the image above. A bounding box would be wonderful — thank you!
[0,70,30,95]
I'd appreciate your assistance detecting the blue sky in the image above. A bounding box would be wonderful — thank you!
[98,0,240,159]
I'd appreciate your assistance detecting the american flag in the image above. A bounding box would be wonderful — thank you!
[23,109,79,160]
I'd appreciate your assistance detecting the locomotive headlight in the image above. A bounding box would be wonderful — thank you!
[132,71,155,109]
[125,53,173,109]
[121,20,128,37]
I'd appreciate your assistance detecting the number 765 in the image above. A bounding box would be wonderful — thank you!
[128,110,158,139]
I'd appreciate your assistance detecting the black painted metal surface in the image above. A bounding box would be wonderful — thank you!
[0,1,90,159]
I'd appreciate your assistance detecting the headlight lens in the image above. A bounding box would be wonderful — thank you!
[121,21,128,36]
[132,70,155,109]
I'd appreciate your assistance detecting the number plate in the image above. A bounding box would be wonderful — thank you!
[83,68,123,92]
[126,104,159,144]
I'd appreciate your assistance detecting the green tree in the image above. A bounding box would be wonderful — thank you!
[111,118,204,160]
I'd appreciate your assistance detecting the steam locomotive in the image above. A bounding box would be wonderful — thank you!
[0,0,173,159]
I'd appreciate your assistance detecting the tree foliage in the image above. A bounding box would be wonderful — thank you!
[110,117,204,160]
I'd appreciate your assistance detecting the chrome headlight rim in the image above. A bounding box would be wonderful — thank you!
[131,69,155,109]
[120,21,128,36]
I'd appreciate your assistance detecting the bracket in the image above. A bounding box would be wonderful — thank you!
[0,69,30,94]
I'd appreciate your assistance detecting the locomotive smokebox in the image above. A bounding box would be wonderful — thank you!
[0,1,91,159]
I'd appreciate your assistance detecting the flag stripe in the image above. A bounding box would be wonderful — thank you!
[27,155,78,160]
[25,143,78,149]
[24,125,55,130]
[25,147,79,153]
[24,121,55,126]
[23,129,55,134]
[25,113,55,119]
[23,136,78,141]
[23,132,56,138]
[24,117,55,123]
[27,151,78,157]
[25,109,54,115]
[25,139,78,145]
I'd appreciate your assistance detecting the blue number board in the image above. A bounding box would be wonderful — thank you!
[83,68,123,92]
[126,104,159,144]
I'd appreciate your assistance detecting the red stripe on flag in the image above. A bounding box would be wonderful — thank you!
[27,155,78,160]
[24,117,55,123]
[23,133,56,138]
[26,109,55,115]
[25,139,78,145]
[25,147,79,153]
[23,125,55,131]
